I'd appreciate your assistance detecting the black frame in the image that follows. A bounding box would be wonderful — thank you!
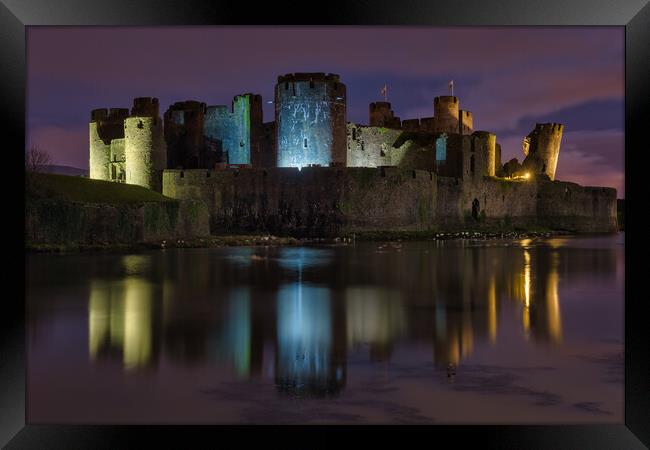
[4,0,648,447]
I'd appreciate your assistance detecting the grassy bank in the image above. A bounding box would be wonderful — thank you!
[26,173,174,204]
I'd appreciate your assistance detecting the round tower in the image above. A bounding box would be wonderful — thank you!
[472,131,497,176]
[275,73,347,168]
[125,97,167,191]
[434,96,460,135]
[89,108,129,181]
[522,123,564,180]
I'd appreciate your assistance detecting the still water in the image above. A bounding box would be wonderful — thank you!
[27,234,624,424]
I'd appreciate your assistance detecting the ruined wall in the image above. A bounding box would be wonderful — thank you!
[164,100,207,169]
[125,113,167,192]
[536,181,618,232]
[433,96,459,134]
[203,94,263,166]
[389,140,437,171]
[346,124,400,167]
[522,123,564,180]
[162,167,437,236]
[275,73,347,168]
[109,138,126,182]
[89,108,129,181]
[255,121,277,168]
[369,102,401,128]
[459,110,473,135]
[347,124,437,171]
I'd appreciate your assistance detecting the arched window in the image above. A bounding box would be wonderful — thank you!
[470,155,475,174]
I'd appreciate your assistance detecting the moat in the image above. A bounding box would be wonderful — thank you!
[26,233,623,424]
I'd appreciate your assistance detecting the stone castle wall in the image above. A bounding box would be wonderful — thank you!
[536,181,618,232]
[163,167,437,236]
[162,167,618,235]
[26,198,209,245]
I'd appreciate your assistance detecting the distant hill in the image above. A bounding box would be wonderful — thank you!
[37,165,88,177]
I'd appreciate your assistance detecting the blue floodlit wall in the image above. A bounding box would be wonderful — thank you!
[436,134,447,162]
[275,73,347,168]
[204,94,256,165]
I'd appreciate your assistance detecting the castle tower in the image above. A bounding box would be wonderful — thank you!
[164,100,207,169]
[124,97,167,191]
[275,73,347,168]
[459,110,473,135]
[369,102,401,128]
[232,93,263,166]
[472,131,497,176]
[434,96,460,135]
[89,108,129,181]
[203,93,263,166]
[522,123,564,180]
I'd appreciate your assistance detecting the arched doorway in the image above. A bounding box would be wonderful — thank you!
[472,198,480,221]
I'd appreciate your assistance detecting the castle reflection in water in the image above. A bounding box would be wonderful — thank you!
[81,239,616,396]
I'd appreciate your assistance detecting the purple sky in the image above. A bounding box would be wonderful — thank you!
[26,26,624,196]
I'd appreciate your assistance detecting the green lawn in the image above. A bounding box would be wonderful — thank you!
[26,173,175,204]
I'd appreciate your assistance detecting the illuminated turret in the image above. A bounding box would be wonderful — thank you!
[275,73,347,168]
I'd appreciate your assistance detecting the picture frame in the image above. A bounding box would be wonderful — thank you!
[4,0,648,447]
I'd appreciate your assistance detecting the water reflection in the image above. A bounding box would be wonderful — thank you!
[276,284,344,396]
[345,287,405,361]
[73,238,621,393]
[214,288,252,377]
[88,276,160,371]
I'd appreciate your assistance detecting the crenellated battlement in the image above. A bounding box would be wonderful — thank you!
[234,93,262,104]
[434,96,459,104]
[131,97,160,117]
[277,72,341,84]
[370,102,392,111]
[535,123,564,133]
[91,107,129,122]
[167,100,207,114]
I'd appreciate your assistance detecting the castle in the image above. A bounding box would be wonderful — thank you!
[89,72,617,235]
